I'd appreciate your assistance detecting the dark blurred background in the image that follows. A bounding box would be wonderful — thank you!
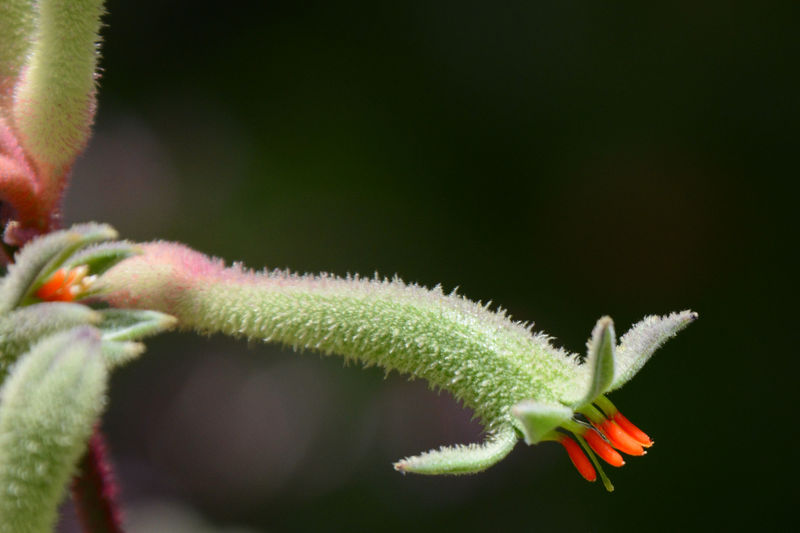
[61,1,795,531]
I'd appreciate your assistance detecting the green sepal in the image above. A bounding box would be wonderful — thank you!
[511,399,573,444]
[572,316,616,408]
[96,308,177,342]
[393,424,518,475]
[0,326,107,533]
[101,339,146,368]
[608,310,698,392]
[0,302,101,381]
[61,241,141,279]
[0,223,117,311]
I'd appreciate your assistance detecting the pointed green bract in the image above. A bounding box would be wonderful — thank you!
[393,424,518,475]
[0,327,107,533]
[11,0,106,176]
[96,308,177,342]
[0,222,116,311]
[609,310,698,392]
[571,317,616,408]
[511,400,573,444]
[0,302,100,380]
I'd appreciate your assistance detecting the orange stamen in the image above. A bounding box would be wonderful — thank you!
[600,420,645,456]
[560,436,597,482]
[584,429,625,467]
[35,269,68,300]
[613,412,653,447]
[63,268,81,287]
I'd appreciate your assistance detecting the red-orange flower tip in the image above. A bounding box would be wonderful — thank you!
[560,436,597,482]
[600,420,646,456]
[584,429,625,467]
[613,412,653,447]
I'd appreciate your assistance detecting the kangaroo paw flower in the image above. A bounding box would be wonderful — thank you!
[93,239,698,489]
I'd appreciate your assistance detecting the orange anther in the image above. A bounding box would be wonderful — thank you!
[599,420,645,456]
[63,268,81,286]
[613,412,653,447]
[584,429,625,467]
[560,436,597,482]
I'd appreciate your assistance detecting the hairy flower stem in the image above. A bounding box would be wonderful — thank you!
[71,427,124,533]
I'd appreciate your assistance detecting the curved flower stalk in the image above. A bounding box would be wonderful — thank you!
[0,0,105,249]
[97,240,698,490]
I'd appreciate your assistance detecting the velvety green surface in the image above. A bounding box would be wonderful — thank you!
[63,1,795,530]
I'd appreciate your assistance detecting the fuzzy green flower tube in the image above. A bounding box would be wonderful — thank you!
[97,240,697,485]
[0,0,35,112]
[11,0,105,176]
[0,327,107,533]
[98,243,582,425]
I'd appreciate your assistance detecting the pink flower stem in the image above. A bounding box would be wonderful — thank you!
[70,427,125,533]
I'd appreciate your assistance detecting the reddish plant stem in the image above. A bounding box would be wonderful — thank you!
[71,427,125,533]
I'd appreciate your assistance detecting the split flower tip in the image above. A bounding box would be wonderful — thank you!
[612,412,653,447]
[598,420,646,456]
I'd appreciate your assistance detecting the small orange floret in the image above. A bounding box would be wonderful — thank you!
[560,436,597,482]
[584,429,625,467]
[600,420,646,456]
[613,412,653,447]
[35,268,70,301]
[35,266,91,302]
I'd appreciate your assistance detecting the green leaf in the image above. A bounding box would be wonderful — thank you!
[0,302,101,381]
[572,316,616,407]
[0,223,117,312]
[96,308,177,342]
[0,326,107,533]
[511,399,573,444]
[393,424,518,475]
[609,310,698,392]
